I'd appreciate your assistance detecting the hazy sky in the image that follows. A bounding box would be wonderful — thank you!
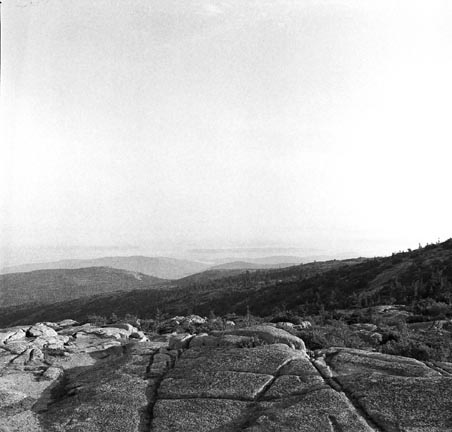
[2,0,452,265]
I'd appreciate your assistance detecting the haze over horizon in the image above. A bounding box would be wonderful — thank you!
[2,0,452,267]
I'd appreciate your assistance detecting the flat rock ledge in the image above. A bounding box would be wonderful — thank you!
[1,322,452,431]
[152,325,452,432]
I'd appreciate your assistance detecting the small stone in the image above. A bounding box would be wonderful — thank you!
[42,366,63,380]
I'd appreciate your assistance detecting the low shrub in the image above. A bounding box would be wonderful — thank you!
[381,339,433,361]
[236,336,267,348]
[297,321,366,351]
[406,314,431,323]
[268,314,305,325]
[86,314,107,326]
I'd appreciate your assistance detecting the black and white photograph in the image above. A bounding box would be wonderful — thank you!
[1,0,452,430]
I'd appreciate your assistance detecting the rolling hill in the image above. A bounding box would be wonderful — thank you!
[1,256,209,279]
[0,266,167,308]
[1,239,451,327]
[0,256,365,325]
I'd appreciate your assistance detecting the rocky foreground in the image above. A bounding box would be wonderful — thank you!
[1,320,452,431]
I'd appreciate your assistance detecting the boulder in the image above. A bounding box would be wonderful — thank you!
[189,334,254,348]
[0,324,166,432]
[183,315,207,326]
[0,330,11,345]
[33,334,70,350]
[317,347,439,378]
[220,325,306,351]
[3,329,27,343]
[27,323,58,339]
[130,330,146,340]
[108,323,138,335]
[76,326,130,340]
[69,332,123,353]
[42,321,62,330]
[57,319,79,328]
[275,322,294,330]
[42,366,63,380]
[58,323,95,336]
[293,320,312,330]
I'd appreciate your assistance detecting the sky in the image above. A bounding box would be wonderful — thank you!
[1,0,452,266]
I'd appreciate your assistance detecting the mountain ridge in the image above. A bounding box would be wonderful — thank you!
[1,256,209,279]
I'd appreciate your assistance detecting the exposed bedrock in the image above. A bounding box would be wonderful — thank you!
[1,322,452,431]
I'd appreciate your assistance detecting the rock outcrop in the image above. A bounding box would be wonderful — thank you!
[1,320,452,431]
[218,324,306,350]
[0,321,149,431]
[150,326,452,432]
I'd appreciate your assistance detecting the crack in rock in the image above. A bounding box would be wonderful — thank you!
[253,356,300,402]
[147,347,180,431]
[422,361,452,377]
[310,355,385,432]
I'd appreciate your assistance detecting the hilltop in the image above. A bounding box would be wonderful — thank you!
[1,256,209,279]
[0,267,166,309]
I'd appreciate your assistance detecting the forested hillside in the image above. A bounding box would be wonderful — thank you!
[1,240,452,326]
[0,267,166,308]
